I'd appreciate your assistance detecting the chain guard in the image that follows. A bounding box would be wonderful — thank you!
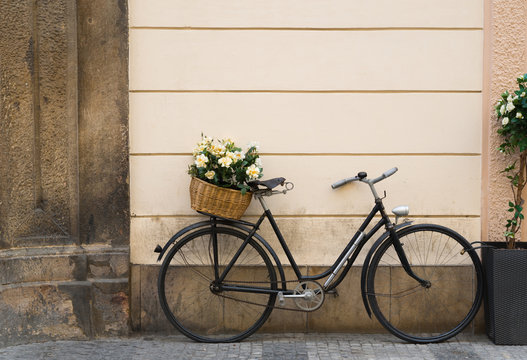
[214,279,326,312]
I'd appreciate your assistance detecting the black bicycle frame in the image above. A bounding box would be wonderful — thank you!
[213,195,426,296]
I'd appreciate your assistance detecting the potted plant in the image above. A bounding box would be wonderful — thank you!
[187,135,263,220]
[482,74,527,345]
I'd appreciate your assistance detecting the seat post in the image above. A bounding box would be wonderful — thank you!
[256,194,269,211]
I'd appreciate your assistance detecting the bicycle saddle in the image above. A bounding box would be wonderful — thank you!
[248,177,286,190]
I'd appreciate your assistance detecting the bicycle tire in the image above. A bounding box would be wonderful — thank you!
[367,224,483,343]
[158,227,277,342]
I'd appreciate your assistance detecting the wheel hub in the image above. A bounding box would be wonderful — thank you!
[209,283,222,293]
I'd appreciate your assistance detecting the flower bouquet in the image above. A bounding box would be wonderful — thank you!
[188,135,263,219]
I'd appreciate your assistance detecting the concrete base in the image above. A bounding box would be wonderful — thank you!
[131,264,484,335]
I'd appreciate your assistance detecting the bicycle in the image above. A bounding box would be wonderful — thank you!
[154,167,483,344]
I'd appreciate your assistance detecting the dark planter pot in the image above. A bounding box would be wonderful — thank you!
[481,241,527,345]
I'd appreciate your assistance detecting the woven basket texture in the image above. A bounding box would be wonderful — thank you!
[482,243,527,345]
[189,177,252,220]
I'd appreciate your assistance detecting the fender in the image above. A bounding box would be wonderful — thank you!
[360,221,414,318]
[153,218,288,290]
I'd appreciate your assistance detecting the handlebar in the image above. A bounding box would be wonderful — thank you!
[331,167,398,189]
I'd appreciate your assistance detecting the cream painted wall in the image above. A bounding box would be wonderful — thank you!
[129,1,484,265]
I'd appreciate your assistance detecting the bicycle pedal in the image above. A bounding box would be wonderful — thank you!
[278,291,285,306]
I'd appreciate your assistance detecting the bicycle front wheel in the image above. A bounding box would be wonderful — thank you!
[367,224,483,343]
[158,227,277,342]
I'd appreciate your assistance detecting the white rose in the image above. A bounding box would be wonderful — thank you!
[193,144,207,156]
[195,154,209,168]
[246,164,261,180]
[205,170,215,180]
[210,143,226,156]
[500,105,506,115]
[517,112,524,119]
[218,156,233,168]
[502,117,509,126]
[506,102,515,112]
[233,151,245,162]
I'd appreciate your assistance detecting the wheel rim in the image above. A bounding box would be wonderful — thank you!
[368,225,482,343]
[159,228,276,342]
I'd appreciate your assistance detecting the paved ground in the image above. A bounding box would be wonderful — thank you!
[1,333,526,360]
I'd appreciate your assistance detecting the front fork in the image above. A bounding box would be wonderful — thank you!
[387,224,431,288]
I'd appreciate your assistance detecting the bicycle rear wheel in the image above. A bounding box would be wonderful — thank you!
[367,224,483,343]
[158,227,277,342]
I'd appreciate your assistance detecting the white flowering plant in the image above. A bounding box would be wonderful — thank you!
[495,74,527,249]
[188,135,263,194]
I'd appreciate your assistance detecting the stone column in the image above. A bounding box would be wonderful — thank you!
[0,0,129,346]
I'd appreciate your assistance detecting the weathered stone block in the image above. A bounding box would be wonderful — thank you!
[0,283,91,347]
[88,252,129,279]
[0,254,87,284]
[91,279,130,336]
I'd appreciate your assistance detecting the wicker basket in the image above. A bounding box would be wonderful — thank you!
[189,177,252,220]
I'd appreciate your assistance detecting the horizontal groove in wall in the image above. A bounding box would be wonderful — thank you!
[131,214,480,219]
[129,89,482,94]
[129,153,481,157]
[130,26,483,32]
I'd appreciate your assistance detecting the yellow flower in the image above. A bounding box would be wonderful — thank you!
[246,164,260,180]
[234,151,245,162]
[193,143,207,156]
[205,170,215,180]
[199,136,213,145]
[210,143,226,156]
[218,156,233,168]
[195,154,208,168]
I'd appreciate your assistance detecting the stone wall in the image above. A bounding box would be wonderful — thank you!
[0,0,129,346]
